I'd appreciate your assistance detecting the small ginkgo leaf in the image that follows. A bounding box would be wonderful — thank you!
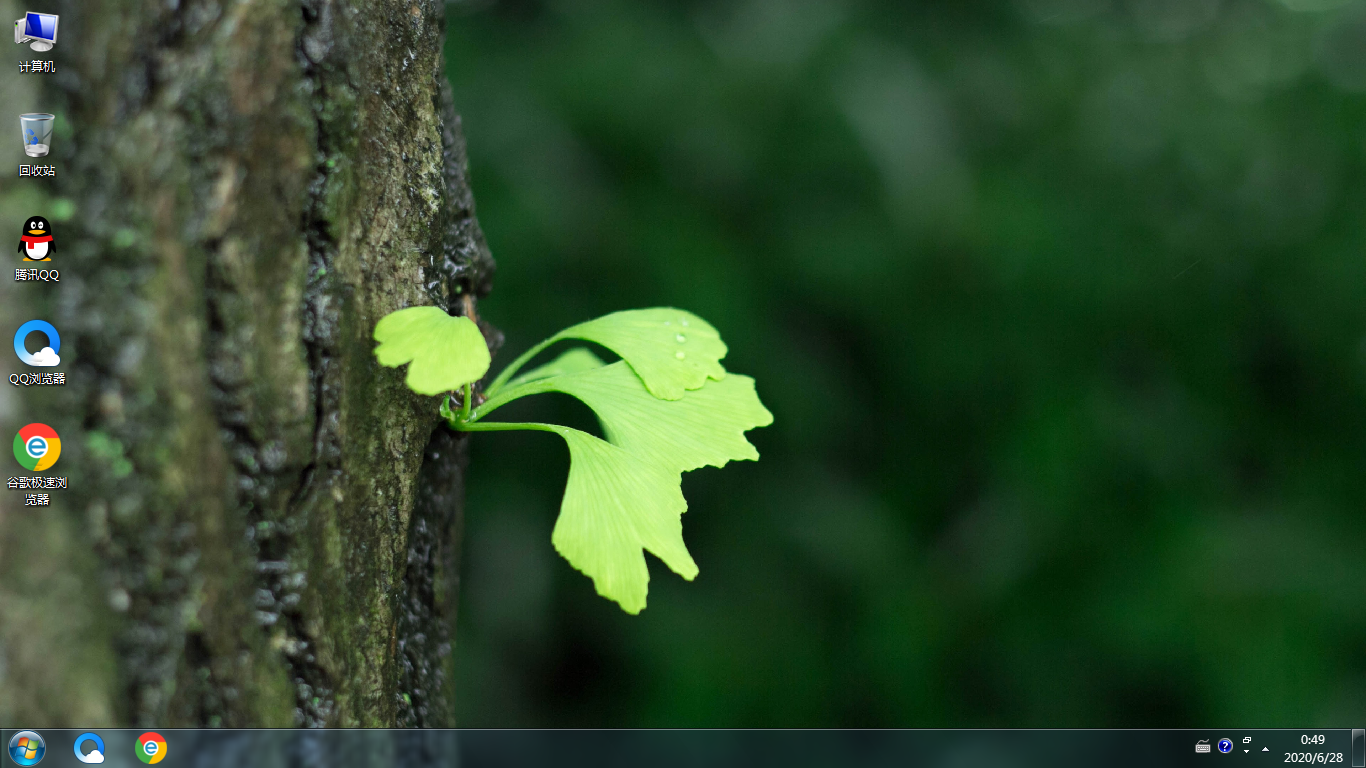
[506,347,607,389]
[544,425,698,614]
[552,308,727,400]
[542,362,773,475]
[374,306,490,395]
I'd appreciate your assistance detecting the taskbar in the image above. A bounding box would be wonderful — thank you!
[2,728,1363,767]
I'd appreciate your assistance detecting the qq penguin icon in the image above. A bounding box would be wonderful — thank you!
[13,319,60,367]
[17,215,53,261]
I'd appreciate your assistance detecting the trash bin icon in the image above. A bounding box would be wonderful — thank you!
[20,113,54,158]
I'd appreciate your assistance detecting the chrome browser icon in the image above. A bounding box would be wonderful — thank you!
[135,733,166,765]
[12,423,60,472]
[8,731,45,766]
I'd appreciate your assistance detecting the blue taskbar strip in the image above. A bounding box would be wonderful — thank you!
[1,728,1359,767]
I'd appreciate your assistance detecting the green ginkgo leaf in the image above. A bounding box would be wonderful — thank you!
[501,362,772,475]
[506,347,606,389]
[440,305,773,615]
[373,306,490,395]
[544,424,698,614]
[553,308,727,400]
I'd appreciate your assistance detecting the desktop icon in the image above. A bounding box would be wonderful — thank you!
[135,733,166,765]
[72,735,104,765]
[19,113,53,158]
[18,216,53,261]
[14,319,60,367]
[13,12,56,51]
[7,732,44,766]
[13,423,60,471]
[1195,739,1210,753]
[1218,738,1233,753]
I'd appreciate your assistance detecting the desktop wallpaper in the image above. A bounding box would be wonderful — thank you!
[444,0,1366,727]
[0,0,1363,730]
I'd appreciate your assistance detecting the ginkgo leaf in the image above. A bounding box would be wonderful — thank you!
[506,347,606,389]
[552,308,727,400]
[374,306,490,395]
[448,305,774,615]
[538,362,772,475]
[542,424,698,614]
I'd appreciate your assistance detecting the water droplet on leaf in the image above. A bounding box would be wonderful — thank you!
[676,334,686,343]
[675,351,686,359]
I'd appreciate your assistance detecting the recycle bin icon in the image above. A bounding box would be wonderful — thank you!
[20,113,54,158]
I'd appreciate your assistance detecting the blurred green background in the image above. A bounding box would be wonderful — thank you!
[444,0,1366,726]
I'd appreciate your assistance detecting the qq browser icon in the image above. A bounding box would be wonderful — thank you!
[73,734,105,765]
[135,733,166,765]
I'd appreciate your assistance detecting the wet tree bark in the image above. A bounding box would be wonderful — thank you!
[0,0,494,727]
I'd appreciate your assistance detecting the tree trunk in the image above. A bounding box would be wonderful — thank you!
[0,0,494,727]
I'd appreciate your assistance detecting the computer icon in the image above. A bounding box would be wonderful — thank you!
[13,12,57,52]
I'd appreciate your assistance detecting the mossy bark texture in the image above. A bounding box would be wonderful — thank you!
[0,0,493,727]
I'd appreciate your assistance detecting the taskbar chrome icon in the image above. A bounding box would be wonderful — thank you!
[73,734,104,765]
[136,733,166,765]
[7,731,44,766]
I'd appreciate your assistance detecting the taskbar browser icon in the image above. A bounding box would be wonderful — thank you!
[73,733,105,765]
[7,731,44,766]
[136,733,166,765]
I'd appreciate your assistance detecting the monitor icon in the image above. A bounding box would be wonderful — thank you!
[13,12,57,52]
[73,734,104,765]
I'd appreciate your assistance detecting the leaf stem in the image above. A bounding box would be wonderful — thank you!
[452,420,565,435]
[484,334,561,397]
[461,382,473,421]
[466,378,556,423]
